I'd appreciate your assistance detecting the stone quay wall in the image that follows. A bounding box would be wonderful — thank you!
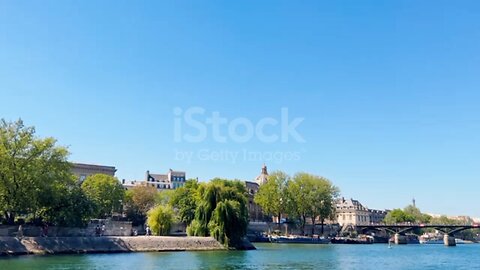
[0,221,133,237]
[0,236,225,256]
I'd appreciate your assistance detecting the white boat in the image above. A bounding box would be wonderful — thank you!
[419,238,444,244]
[455,238,469,244]
[419,234,443,244]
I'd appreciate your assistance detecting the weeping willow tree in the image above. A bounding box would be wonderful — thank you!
[209,200,247,246]
[187,179,248,248]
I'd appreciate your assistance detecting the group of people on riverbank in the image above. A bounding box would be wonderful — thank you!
[130,225,151,236]
[95,224,106,237]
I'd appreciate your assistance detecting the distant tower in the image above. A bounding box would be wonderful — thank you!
[412,197,416,208]
[255,164,269,185]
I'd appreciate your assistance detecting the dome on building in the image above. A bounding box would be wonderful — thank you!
[255,164,269,185]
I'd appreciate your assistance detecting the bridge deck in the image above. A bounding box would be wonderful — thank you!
[358,224,479,229]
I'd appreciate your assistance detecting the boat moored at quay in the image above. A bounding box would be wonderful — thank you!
[269,235,331,244]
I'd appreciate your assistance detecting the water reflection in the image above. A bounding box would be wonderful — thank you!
[1,244,480,270]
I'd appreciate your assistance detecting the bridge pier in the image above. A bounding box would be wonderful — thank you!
[394,233,407,245]
[443,234,456,246]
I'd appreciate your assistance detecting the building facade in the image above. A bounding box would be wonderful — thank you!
[368,209,389,224]
[122,169,186,191]
[336,198,371,226]
[246,164,269,222]
[71,162,117,183]
[254,164,269,185]
[335,197,387,226]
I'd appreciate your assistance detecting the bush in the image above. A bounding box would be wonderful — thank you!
[147,205,174,236]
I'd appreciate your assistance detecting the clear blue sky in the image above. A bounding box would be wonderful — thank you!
[1,1,479,216]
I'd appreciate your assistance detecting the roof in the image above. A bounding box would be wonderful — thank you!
[149,174,168,182]
[169,171,186,175]
[71,162,116,170]
[254,164,269,185]
[336,198,368,211]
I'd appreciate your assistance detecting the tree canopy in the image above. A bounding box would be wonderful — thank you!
[147,204,175,236]
[0,119,78,225]
[125,185,158,225]
[81,174,125,218]
[169,179,199,225]
[254,171,288,223]
[285,172,339,235]
[384,205,431,224]
[186,179,248,248]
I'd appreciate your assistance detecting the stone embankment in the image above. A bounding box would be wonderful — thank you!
[0,236,227,256]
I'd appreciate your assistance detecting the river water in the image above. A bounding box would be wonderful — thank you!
[1,243,479,269]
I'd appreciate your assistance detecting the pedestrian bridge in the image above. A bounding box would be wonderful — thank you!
[356,223,480,246]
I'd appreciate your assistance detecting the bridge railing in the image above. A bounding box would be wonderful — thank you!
[360,223,479,227]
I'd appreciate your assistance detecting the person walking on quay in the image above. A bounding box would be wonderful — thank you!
[101,224,106,236]
[95,225,101,237]
[145,225,151,236]
[17,224,23,239]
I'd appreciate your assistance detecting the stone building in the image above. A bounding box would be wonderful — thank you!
[245,181,262,221]
[368,209,388,224]
[71,162,117,183]
[122,169,186,191]
[336,198,371,226]
[245,164,269,222]
[254,164,269,185]
[335,197,387,226]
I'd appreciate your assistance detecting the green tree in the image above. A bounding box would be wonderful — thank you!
[285,174,311,235]
[430,215,462,225]
[312,177,339,235]
[188,179,248,248]
[147,204,174,236]
[403,205,431,223]
[254,171,289,223]
[384,209,415,224]
[170,179,199,225]
[208,200,246,247]
[0,119,72,224]
[81,174,125,218]
[125,185,158,225]
[286,173,339,235]
[156,189,175,205]
[40,182,95,226]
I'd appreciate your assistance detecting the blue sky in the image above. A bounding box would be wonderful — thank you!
[1,1,479,216]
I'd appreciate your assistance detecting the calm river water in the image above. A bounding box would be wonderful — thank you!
[1,243,479,270]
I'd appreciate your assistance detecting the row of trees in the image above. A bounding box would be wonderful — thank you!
[0,119,127,226]
[383,204,480,240]
[0,118,338,246]
[254,171,339,235]
[384,205,432,224]
[384,204,475,226]
[0,119,249,248]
